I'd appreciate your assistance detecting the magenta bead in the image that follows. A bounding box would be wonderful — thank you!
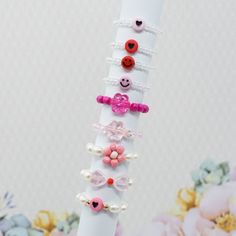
[111,93,130,115]
[96,96,103,103]
[96,95,111,105]
[142,105,149,113]
[130,104,137,112]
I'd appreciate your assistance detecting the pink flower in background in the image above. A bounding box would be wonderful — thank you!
[182,182,236,235]
[137,214,184,236]
[199,182,236,219]
[230,167,236,181]
[182,208,214,235]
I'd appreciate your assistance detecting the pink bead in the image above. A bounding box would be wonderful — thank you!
[139,104,149,113]
[132,18,145,32]
[111,93,131,115]
[117,155,125,163]
[96,95,111,105]
[97,93,149,115]
[111,159,119,168]
[96,95,103,103]
[116,145,125,154]
[130,103,139,112]
[103,156,111,164]
[89,197,104,212]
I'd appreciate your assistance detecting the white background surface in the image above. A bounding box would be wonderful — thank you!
[0,1,235,235]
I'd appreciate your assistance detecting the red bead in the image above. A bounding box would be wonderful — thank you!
[107,178,114,185]
[125,39,139,54]
[121,56,135,70]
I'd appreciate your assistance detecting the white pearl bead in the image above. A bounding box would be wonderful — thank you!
[78,195,88,204]
[94,147,103,155]
[109,204,120,213]
[128,179,133,186]
[133,154,138,159]
[84,172,91,180]
[110,151,118,159]
[80,170,91,180]
[121,204,128,211]
[126,153,138,159]
[86,143,94,153]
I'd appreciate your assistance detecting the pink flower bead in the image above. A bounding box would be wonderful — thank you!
[102,144,125,168]
[111,93,131,115]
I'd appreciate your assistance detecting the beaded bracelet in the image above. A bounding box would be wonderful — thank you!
[114,18,162,35]
[93,120,142,142]
[97,93,149,115]
[103,76,149,93]
[107,57,153,72]
[77,193,128,213]
[81,169,133,192]
[111,40,156,56]
[87,143,138,168]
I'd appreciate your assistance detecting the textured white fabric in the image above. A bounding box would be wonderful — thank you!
[0,1,235,235]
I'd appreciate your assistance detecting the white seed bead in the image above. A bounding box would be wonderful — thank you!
[94,146,103,155]
[133,154,138,159]
[125,153,138,160]
[86,143,103,155]
[121,204,128,211]
[80,170,91,180]
[85,172,91,180]
[109,204,121,213]
[86,143,94,153]
[128,179,133,186]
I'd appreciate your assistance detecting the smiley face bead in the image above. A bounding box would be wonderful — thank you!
[119,76,132,91]
[121,56,135,70]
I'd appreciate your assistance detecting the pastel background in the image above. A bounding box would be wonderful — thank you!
[0,0,235,235]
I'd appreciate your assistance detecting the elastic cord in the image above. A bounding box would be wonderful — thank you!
[111,42,156,56]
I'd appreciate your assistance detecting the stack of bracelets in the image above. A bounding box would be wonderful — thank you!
[77,18,161,214]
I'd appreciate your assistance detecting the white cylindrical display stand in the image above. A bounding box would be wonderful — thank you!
[77,0,164,235]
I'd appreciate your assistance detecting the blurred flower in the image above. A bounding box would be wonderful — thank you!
[55,213,79,235]
[182,182,236,235]
[182,208,214,236]
[137,214,184,236]
[215,213,236,232]
[174,188,200,219]
[230,167,236,182]
[191,160,230,193]
[33,211,68,236]
[0,192,15,219]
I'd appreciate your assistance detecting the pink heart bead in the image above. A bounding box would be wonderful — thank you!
[89,197,104,212]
